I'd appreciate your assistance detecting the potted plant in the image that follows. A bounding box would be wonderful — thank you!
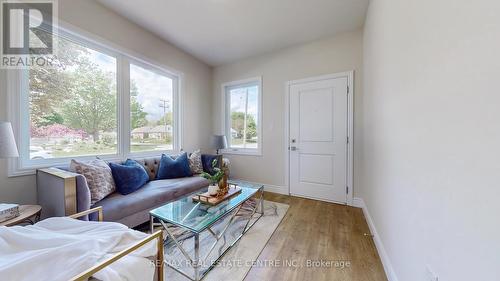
[201,159,225,196]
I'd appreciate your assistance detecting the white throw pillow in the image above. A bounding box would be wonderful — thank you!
[70,159,116,204]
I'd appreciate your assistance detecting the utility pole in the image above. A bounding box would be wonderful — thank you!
[159,99,170,141]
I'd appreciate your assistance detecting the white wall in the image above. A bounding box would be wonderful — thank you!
[213,29,363,195]
[362,0,500,280]
[0,0,213,204]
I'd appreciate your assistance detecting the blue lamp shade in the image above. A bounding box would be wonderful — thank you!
[0,122,19,158]
[211,135,227,154]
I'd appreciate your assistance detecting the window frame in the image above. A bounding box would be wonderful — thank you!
[221,77,263,156]
[7,22,182,176]
[127,59,181,157]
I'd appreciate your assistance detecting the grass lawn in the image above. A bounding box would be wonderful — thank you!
[52,144,117,158]
[230,138,258,148]
[48,138,173,157]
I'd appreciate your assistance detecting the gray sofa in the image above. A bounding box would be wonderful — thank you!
[37,155,221,227]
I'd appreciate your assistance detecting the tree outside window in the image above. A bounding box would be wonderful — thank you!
[29,32,117,159]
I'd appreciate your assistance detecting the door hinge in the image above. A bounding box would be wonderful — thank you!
[347,86,349,94]
[347,136,349,144]
[346,186,349,194]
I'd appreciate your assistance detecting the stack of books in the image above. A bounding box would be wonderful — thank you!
[0,204,20,223]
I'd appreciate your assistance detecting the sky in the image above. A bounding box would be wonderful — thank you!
[130,64,173,122]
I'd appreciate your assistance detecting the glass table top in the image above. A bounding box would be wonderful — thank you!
[149,180,264,233]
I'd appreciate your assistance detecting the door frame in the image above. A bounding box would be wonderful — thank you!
[284,71,354,205]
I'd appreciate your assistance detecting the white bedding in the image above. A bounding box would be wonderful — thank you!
[0,217,157,281]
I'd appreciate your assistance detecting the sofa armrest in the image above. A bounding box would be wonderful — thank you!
[37,168,91,219]
[74,173,92,220]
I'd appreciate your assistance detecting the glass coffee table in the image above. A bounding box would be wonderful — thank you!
[149,180,264,281]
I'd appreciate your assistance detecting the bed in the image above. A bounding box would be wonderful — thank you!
[0,207,164,281]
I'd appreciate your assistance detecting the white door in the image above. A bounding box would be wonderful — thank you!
[289,76,348,203]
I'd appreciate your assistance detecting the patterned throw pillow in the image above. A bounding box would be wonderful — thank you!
[70,159,116,204]
[189,149,204,174]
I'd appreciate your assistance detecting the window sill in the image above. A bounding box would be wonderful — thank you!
[7,150,182,178]
[8,154,124,178]
[221,149,262,156]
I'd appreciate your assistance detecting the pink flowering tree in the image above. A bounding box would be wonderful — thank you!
[31,123,87,140]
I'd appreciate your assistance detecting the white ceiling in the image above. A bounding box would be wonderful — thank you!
[98,0,369,66]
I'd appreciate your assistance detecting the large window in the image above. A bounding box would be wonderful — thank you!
[29,34,117,159]
[223,77,262,155]
[12,27,180,172]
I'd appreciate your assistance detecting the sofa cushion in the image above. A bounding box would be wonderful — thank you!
[93,176,209,223]
[134,157,161,181]
[157,152,192,179]
[109,159,149,195]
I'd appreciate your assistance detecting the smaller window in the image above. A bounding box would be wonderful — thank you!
[223,77,262,155]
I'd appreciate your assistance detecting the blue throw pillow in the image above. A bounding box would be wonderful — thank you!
[157,152,193,179]
[109,159,149,195]
[201,154,223,175]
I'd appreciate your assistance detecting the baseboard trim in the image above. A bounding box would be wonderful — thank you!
[291,193,348,206]
[352,197,364,208]
[353,197,399,281]
[230,179,289,195]
[264,184,289,195]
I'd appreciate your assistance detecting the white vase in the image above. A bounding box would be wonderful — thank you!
[208,184,219,196]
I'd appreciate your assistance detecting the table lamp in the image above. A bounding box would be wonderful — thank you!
[211,135,227,155]
[0,122,19,158]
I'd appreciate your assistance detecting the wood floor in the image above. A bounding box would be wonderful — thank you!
[243,192,387,281]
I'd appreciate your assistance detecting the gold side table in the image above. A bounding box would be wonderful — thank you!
[0,205,42,227]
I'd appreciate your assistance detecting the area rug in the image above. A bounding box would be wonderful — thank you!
[161,200,289,281]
